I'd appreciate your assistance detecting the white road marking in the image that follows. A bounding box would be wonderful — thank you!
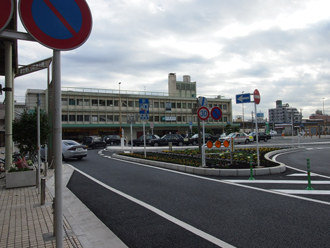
[67,164,235,248]
[224,180,330,184]
[287,173,317,177]
[272,190,330,195]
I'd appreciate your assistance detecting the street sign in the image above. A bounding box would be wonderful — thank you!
[139,99,149,114]
[197,106,210,121]
[16,57,52,77]
[0,0,13,32]
[210,106,222,120]
[140,114,149,120]
[236,93,251,104]
[254,89,261,105]
[19,0,93,50]
[198,96,207,107]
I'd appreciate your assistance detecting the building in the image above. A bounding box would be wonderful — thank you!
[309,110,329,122]
[268,100,302,123]
[25,74,233,141]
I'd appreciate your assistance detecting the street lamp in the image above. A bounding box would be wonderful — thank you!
[242,91,245,132]
[119,82,121,135]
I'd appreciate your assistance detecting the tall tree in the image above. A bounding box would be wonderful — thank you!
[12,108,51,157]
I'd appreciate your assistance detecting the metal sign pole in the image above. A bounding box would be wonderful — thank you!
[130,121,133,154]
[202,120,206,166]
[53,50,63,247]
[254,102,260,167]
[143,121,146,158]
[37,93,41,194]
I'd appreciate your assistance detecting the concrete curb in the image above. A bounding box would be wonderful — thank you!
[111,148,299,176]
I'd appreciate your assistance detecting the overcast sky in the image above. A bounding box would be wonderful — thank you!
[1,0,330,120]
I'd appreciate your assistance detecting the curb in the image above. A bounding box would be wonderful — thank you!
[111,148,295,176]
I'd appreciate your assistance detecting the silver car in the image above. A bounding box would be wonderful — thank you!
[41,140,88,161]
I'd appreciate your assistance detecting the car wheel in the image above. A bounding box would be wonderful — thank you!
[245,139,249,144]
[153,143,159,147]
[192,141,197,145]
[264,138,267,142]
[178,142,183,146]
[110,141,114,145]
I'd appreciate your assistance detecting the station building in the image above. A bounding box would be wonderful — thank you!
[25,73,233,141]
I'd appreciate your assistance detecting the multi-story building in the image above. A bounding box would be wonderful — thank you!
[268,100,302,124]
[25,74,233,141]
[309,110,329,122]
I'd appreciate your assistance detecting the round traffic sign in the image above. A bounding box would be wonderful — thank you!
[0,0,13,32]
[210,106,222,121]
[19,0,93,50]
[197,106,210,121]
[254,89,260,105]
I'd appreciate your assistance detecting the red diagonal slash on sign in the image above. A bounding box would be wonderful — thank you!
[43,0,77,35]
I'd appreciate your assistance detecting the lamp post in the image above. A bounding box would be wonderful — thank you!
[242,91,245,132]
[119,82,121,135]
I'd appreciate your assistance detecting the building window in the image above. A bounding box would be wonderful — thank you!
[149,116,153,122]
[114,100,119,107]
[69,99,75,105]
[107,115,113,122]
[209,103,212,108]
[100,115,106,121]
[188,116,192,122]
[171,102,176,108]
[183,116,186,122]
[177,116,181,122]
[193,103,197,108]
[135,101,139,107]
[122,101,127,107]
[114,115,119,121]
[62,115,68,121]
[77,99,83,106]
[61,98,68,106]
[182,103,186,108]
[92,115,98,121]
[160,102,165,108]
[77,115,83,121]
[177,103,181,108]
[84,99,90,106]
[154,116,159,122]
[224,117,227,122]
[223,104,227,110]
[107,100,113,106]
[218,104,222,109]
[128,101,134,107]
[194,116,197,122]
[99,100,105,106]
[154,102,159,108]
[188,103,192,109]
[92,99,98,106]
[84,115,90,122]
[69,115,75,121]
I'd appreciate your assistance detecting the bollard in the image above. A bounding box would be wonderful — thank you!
[249,156,255,180]
[52,197,56,236]
[41,178,45,205]
[168,142,172,151]
[36,167,39,189]
[306,159,314,190]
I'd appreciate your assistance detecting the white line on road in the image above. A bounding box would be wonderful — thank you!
[67,164,235,248]
[272,190,330,195]
[224,180,330,184]
[287,173,318,177]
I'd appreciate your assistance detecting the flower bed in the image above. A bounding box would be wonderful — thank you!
[119,147,286,169]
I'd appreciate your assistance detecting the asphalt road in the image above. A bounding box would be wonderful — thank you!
[66,137,330,247]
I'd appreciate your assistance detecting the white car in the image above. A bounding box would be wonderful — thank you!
[219,132,251,144]
[270,130,277,136]
[41,140,88,161]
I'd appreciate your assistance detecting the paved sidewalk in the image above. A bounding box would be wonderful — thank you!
[0,162,127,248]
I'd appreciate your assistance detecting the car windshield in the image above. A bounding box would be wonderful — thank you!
[191,134,198,138]
[154,135,160,139]
[228,133,236,137]
[161,135,168,139]
[63,140,80,146]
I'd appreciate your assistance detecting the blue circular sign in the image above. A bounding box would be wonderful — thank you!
[211,106,222,121]
[19,0,92,50]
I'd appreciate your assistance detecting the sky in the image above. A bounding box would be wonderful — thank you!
[1,0,330,121]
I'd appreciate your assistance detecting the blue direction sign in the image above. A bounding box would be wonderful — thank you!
[139,99,149,114]
[210,106,222,121]
[236,93,251,104]
[0,0,13,32]
[19,0,92,50]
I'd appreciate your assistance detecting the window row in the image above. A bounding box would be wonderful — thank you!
[62,98,228,110]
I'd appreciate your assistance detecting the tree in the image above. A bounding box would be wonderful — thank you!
[13,108,51,157]
[224,124,240,134]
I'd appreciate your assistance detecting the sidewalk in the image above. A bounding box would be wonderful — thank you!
[0,160,127,247]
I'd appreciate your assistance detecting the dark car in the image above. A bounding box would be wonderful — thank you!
[149,134,190,146]
[103,135,126,145]
[82,136,107,149]
[128,134,160,146]
[249,132,271,142]
[190,133,218,145]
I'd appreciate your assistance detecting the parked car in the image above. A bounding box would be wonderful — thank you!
[270,130,278,136]
[82,136,107,149]
[103,135,126,145]
[149,134,190,146]
[41,140,88,161]
[190,133,218,145]
[219,132,251,144]
[249,132,271,142]
[128,134,160,146]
